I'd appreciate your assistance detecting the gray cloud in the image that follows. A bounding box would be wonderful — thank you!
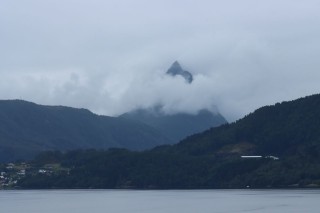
[1,0,320,121]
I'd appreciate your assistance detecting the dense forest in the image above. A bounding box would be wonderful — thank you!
[15,94,320,188]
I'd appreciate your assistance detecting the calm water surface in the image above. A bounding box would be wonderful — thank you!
[0,189,319,213]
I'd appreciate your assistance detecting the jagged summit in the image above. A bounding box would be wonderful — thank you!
[167,61,182,74]
[166,61,193,83]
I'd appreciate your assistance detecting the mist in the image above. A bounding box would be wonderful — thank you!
[1,0,320,121]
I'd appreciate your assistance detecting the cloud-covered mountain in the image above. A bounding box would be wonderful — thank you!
[0,62,227,162]
[120,62,227,142]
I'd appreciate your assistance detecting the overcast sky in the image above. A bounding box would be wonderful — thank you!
[1,0,320,121]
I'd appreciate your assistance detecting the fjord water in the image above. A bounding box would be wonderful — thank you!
[1,190,319,213]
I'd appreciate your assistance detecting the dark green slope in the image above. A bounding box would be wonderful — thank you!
[120,108,227,143]
[16,94,320,189]
[0,100,170,162]
[177,94,320,157]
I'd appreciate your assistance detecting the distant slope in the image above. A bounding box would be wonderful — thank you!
[0,100,170,162]
[120,108,227,142]
[18,94,320,189]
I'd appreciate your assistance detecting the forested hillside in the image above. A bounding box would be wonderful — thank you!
[0,100,170,162]
[16,94,320,189]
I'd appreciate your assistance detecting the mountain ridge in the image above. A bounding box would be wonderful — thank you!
[0,99,171,162]
[120,107,227,142]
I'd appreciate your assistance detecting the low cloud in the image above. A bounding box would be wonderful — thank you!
[1,0,320,121]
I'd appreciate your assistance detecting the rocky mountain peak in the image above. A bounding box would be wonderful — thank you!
[166,61,193,84]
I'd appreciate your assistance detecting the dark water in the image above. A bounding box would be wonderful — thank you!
[1,189,319,213]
